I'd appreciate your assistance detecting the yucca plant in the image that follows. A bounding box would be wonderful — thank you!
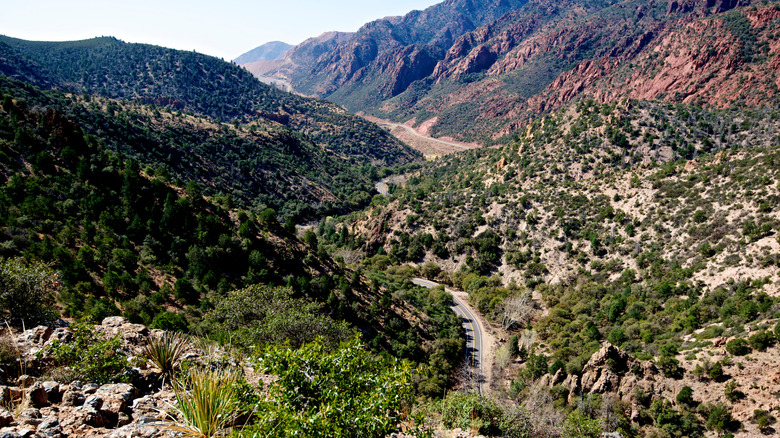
[163,367,240,438]
[142,332,189,382]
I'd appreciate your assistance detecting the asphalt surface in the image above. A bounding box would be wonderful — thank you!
[375,180,389,196]
[411,277,483,390]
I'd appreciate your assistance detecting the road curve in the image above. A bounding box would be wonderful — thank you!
[412,277,484,392]
[375,180,389,196]
[379,122,473,151]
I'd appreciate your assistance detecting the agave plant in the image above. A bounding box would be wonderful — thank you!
[163,367,240,438]
[142,332,189,381]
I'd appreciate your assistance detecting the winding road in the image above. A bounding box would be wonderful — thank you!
[412,277,488,392]
[379,122,472,151]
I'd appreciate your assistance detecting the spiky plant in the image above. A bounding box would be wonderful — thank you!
[142,332,189,381]
[162,367,240,438]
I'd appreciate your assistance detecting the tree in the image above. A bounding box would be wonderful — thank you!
[0,257,59,326]
[677,386,695,406]
[206,284,353,350]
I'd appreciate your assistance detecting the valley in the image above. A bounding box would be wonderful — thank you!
[0,0,779,437]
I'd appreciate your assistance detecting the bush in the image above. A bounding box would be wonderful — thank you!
[245,337,414,437]
[725,338,751,356]
[151,311,188,332]
[708,361,725,381]
[753,409,776,430]
[748,331,774,351]
[0,257,59,326]
[676,386,694,406]
[561,409,602,438]
[163,367,240,437]
[47,321,129,384]
[437,392,533,438]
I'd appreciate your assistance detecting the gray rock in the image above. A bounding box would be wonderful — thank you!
[60,390,84,407]
[35,418,61,438]
[101,316,129,327]
[83,395,102,410]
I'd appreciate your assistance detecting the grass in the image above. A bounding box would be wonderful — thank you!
[162,367,240,438]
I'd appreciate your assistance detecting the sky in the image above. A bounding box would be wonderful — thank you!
[0,0,443,60]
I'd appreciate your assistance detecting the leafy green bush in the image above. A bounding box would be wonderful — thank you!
[748,331,774,351]
[151,311,188,332]
[47,321,129,384]
[561,409,602,438]
[676,386,695,406]
[245,337,413,437]
[725,338,751,356]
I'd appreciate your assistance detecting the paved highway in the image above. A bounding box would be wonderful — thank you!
[375,180,389,196]
[412,277,484,392]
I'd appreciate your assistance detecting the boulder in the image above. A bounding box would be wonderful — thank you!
[60,390,84,407]
[41,383,59,405]
[35,417,61,438]
[93,384,136,427]
[25,384,47,408]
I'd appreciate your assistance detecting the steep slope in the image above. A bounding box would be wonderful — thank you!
[382,0,780,142]
[0,78,465,395]
[259,0,780,145]
[325,98,780,435]
[0,35,419,166]
[259,0,529,99]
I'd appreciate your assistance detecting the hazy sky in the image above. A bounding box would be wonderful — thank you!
[1,0,442,60]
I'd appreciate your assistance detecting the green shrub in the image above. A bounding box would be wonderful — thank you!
[753,409,776,430]
[143,332,189,380]
[436,392,533,438]
[151,311,188,332]
[725,338,751,356]
[0,257,59,326]
[245,337,414,438]
[709,361,725,381]
[163,367,240,438]
[676,386,694,406]
[748,331,774,351]
[561,409,602,438]
[47,321,129,384]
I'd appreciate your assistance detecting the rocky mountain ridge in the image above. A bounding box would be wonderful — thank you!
[241,0,780,144]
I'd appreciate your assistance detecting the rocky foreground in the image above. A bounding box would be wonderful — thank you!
[0,317,188,438]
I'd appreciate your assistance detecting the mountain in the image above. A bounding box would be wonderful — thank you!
[0,35,419,167]
[257,0,780,144]
[233,41,292,64]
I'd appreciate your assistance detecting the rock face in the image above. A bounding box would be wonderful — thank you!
[260,0,779,142]
[550,343,659,406]
[265,0,528,98]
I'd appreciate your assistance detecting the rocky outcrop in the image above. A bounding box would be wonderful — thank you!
[0,318,180,437]
[550,343,659,406]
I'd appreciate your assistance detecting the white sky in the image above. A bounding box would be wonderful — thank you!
[0,0,443,60]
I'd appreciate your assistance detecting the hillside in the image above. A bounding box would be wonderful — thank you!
[323,98,780,436]
[254,0,780,145]
[0,35,419,166]
[0,76,466,405]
